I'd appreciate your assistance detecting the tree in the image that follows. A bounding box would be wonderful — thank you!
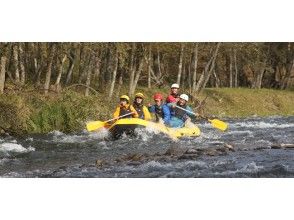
[44,43,57,95]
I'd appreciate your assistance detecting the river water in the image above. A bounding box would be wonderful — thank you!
[1,116,294,177]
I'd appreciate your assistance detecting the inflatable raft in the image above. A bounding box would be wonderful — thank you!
[107,118,200,139]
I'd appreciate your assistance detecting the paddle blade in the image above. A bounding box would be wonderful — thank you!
[86,121,105,131]
[209,119,228,131]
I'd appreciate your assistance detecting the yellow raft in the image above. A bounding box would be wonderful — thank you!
[108,118,201,139]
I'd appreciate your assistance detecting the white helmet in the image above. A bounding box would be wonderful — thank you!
[171,83,179,89]
[180,94,189,102]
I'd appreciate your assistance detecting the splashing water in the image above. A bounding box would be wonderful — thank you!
[0,116,294,177]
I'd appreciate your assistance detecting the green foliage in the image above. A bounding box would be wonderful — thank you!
[0,94,31,134]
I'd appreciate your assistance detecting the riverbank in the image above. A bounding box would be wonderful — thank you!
[0,87,293,134]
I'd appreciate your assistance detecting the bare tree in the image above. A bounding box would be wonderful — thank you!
[229,49,233,88]
[44,43,57,95]
[18,43,26,85]
[0,54,7,94]
[128,43,136,96]
[13,44,20,83]
[108,50,119,98]
[147,44,152,88]
[54,54,67,93]
[195,43,221,94]
[192,43,199,93]
[234,48,238,87]
[176,43,184,86]
[65,50,76,85]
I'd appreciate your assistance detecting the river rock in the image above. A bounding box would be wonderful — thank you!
[205,149,219,156]
[178,154,198,160]
[96,160,104,167]
[224,143,234,151]
[185,148,198,154]
[164,146,187,156]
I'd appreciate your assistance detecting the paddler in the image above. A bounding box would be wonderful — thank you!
[168,94,196,128]
[113,95,139,119]
[132,92,152,120]
[148,93,171,124]
[166,83,180,103]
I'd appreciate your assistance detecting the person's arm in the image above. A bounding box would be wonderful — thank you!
[143,106,152,121]
[113,106,120,118]
[162,105,171,124]
[148,105,155,113]
[130,105,139,118]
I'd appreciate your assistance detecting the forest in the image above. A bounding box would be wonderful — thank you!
[0,42,294,97]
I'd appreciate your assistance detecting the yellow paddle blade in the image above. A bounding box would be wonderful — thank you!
[86,121,105,131]
[208,119,228,131]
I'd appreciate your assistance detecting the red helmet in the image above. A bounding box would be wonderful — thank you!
[153,93,163,100]
[166,95,177,103]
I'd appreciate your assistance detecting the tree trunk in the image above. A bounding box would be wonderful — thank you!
[18,43,26,85]
[44,44,56,95]
[93,52,101,89]
[280,60,294,89]
[128,43,136,96]
[85,59,93,96]
[181,60,186,90]
[108,51,119,98]
[192,43,198,93]
[229,49,233,88]
[195,43,221,94]
[213,64,220,88]
[130,57,144,96]
[0,55,7,94]
[147,44,152,88]
[176,43,184,85]
[234,49,238,87]
[65,51,76,85]
[13,44,20,83]
[116,70,123,96]
[157,48,162,79]
[54,54,67,93]
[188,56,192,93]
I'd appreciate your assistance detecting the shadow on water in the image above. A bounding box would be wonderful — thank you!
[1,116,294,177]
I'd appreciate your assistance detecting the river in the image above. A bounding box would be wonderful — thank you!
[1,116,294,177]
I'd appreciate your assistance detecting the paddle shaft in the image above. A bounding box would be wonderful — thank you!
[175,105,209,120]
[104,112,134,123]
[174,105,197,116]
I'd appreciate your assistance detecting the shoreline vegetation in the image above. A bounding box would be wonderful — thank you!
[1,42,294,134]
[1,87,293,135]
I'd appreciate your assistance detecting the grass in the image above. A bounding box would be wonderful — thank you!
[0,87,293,134]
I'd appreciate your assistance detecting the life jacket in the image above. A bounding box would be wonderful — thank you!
[154,104,164,122]
[133,102,144,119]
[173,102,187,121]
[119,104,132,118]
[171,93,179,99]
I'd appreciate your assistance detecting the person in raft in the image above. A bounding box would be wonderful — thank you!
[132,92,152,120]
[166,83,180,103]
[148,93,171,124]
[113,95,139,119]
[168,94,195,128]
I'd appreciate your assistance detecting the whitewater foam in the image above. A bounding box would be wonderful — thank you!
[231,121,294,129]
[51,129,109,143]
[0,143,35,153]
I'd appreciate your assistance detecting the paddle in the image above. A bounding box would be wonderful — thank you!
[86,112,134,132]
[174,105,228,131]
